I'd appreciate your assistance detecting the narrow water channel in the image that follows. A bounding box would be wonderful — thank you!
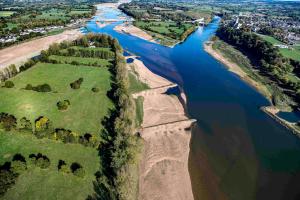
[86,7,300,200]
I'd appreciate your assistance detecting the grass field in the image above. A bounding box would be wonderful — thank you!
[48,55,112,67]
[0,131,99,200]
[0,63,113,135]
[128,73,149,94]
[0,11,15,17]
[258,34,300,61]
[134,20,194,46]
[0,38,118,199]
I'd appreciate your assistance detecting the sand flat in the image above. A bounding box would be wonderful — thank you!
[130,58,194,200]
[0,29,82,70]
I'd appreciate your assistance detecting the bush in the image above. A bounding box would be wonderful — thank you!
[91,87,99,93]
[70,78,83,89]
[0,113,17,131]
[25,84,33,90]
[58,160,71,174]
[25,83,52,92]
[34,116,53,138]
[19,117,32,131]
[57,100,71,110]
[30,153,50,169]
[11,154,27,174]
[71,162,85,178]
[4,81,14,88]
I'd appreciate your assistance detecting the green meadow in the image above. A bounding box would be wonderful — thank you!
[0,132,100,200]
[0,63,113,135]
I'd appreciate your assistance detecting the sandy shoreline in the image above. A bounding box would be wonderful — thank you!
[114,24,158,44]
[204,42,272,101]
[0,29,82,71]
[129,57,195,200]
[204,41,300,136]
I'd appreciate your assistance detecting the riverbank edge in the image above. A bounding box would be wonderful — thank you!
[204,41,300,137]
[129,57,195,199]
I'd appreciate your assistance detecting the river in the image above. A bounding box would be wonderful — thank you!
[86,5,300,200]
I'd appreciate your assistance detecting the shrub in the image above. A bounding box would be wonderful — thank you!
[58,160,71,174]
[57,100,71,110]
[11,154,27,174]
[71,162,85,178]
[0,163,18,197]
[70,78,83,89]
[30,153,50,169]
[4,81,14,88]
[25,84,33,90]
[25,83,52,92]
[0,113,17,131]
[34,116,53,138]
[19,117,32,131]
[91,87,99,93]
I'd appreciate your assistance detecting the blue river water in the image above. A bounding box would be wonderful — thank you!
[86,7,300,200]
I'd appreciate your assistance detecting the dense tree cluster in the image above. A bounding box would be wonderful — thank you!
[86,35,140,200]
[217,24,300,106]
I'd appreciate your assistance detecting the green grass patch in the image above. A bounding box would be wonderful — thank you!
[258,34,300,62]
[48,55,112,67]
[134,20,194,46]
[134,96,144,127]
[0,131,99,200]
[0,11,15,17]
[0,63,113,135]
[128,73,149,93]
[69,10,91,15]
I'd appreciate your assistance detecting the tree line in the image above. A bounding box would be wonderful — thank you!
[217,24,300,107]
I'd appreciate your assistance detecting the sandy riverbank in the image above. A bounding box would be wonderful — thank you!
[114,24,158,44]
[0,29,82,70]
[204,42,272,101]
[129,57,195,200]
[204,41,300,136]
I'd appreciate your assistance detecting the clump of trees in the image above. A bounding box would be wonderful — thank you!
[57,100,71,110]
[58,160,85,178]
[25,83,52,92]
[70,78,83,89]
[29,153,50,169]
[0,153,27,197]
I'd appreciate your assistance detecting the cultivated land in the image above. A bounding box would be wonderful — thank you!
[0,62,113,134]
[0,35,122,199]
